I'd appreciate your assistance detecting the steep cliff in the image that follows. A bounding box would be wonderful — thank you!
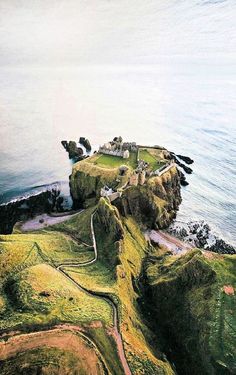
[70,158,129,207]
[140,249,236,375]
[94,197,124,268]
[114,166,181,229]
[71,157,181,229]
[92,199,176,374]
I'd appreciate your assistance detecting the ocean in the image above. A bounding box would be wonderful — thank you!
[0,0,235,246]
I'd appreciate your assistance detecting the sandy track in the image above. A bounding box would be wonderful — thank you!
[0,326,107,375]
[146,229,193,254]
[19,211,82,232]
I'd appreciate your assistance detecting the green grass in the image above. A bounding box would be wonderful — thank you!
[0,204,176,375]
[94,151,137,169]
[0,262,112,331]
[144,249,236,375]
[0,347,80,375]
[0,210,113,331]
[66,260,115,294]
[45,208,94,245]
[68,209,173,374]
[139,149,165,171]
[86,327,125,375]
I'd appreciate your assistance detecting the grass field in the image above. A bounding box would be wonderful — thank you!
[139,149,165,171]
[93,151,137,169]
[0,208,113,331]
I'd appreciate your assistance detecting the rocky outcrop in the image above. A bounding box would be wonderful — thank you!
[94,197,124,269]
[62,137,92,161]
[176,154,194,165]
[140,249,236,375]
[169,152,193,174]
[96,197,124,242]
[61,140,84,161]
[70,160,123,208]
[168,220,236,254]
[70,158,181,228]
[79,137,92,152]
[0,186,63,234]
[114,166,181,229]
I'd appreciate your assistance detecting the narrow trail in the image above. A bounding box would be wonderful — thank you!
[57,210,132,375]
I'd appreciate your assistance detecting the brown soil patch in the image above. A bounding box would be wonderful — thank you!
[87,320,103,328]
[223,285,235,295]
[0,327,106,375]
[203,250,222,260]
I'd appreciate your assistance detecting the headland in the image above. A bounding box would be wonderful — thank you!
[0,136,235,375]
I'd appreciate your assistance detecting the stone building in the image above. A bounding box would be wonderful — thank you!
[129,172,139,186]
[122,142,138,152]
[123,150,130,159]
[139,170,146,185]
[100,186,121,202]
[98,145,129,159]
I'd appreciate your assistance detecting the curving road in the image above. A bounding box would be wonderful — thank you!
[57,210,131,375]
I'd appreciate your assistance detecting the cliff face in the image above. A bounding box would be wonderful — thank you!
[70,159,123,207]
[96,197,124,242]
[94,197,124,268]
[92,198,176,374]
[0,188,62,234]
[71,159,181,229]
[140,249,236,375]
[114,166,181,229]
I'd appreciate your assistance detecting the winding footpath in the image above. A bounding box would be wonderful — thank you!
[57,210,132,375]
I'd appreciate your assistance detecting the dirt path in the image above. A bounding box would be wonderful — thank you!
[146,229,193,254]
[57,211,132,375]
[19,210,83,231]
[0,326,108,375]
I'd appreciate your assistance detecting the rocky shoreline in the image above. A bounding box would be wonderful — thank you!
[61,137,92,162]
[168,220,235,254]
[0,183,67,234]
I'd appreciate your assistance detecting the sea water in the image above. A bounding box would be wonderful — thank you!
[0,0,235,245]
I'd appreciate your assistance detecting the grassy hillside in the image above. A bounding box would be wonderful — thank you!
[1,197,235,375]
[0,209,125,374]
[0,332,107,375]
[142,249,236,375]
[66,200,175,374]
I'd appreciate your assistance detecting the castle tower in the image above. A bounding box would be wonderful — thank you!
[139,170,146,185]
[123,150,130,159]
[129,172,138,186]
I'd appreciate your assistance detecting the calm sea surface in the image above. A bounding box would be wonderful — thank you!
[0,1,235,246]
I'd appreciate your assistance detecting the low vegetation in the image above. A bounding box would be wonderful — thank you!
[66,203,175,374]
[92,151,137,169]
[139,149,164,171]
[0,333,107,375]
[0,234,112,332]
[142,249,236,375]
